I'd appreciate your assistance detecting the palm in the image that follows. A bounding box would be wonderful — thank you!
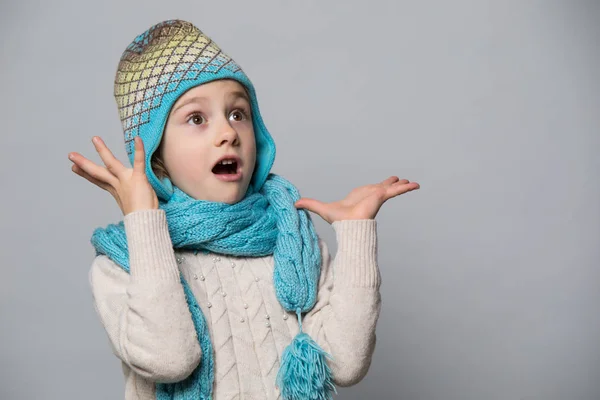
[329,185,387,220]
[295,176,420,224]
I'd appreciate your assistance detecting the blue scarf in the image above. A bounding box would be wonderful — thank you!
[90,173,336,399]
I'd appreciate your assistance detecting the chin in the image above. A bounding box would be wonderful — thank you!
[215,186,248,204]
[184,178,250,204]
[219,195,243,204]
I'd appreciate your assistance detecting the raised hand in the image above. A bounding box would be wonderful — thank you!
[68,136,159,216]
[294,176,420,223]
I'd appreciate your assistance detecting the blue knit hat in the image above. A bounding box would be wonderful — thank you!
[114,19,276,201]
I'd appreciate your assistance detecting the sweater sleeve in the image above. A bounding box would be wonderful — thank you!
[301,219,381,387]
[88,209,201,383]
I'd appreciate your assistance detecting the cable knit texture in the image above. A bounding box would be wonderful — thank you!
[91,174,325,399]
[90,209,381,399]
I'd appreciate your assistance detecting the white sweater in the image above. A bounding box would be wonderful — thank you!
[89,209,382,399]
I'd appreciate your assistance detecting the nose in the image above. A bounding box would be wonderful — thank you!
[214,118,239,147]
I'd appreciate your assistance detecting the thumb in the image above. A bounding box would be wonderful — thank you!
[295,197,327,216]
[133,136,146,174]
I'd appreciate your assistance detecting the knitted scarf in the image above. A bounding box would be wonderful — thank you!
[91,173,334,399]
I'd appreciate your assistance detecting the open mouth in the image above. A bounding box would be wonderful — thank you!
[212,159,239,175]
[211,156,243,182]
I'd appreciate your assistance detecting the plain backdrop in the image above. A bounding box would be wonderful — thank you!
[1,0,599,399]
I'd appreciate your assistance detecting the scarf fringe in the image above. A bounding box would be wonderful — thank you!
[276,311,337,400]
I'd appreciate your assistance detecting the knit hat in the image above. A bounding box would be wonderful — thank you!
[110,19,336,399]
[114,19,275,201]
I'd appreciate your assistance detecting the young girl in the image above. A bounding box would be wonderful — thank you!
[68,19,419,400]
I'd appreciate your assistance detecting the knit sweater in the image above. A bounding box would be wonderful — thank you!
[89,209,382,400]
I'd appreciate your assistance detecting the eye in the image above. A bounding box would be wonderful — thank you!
[187,113,206,126]
[229,109,249,122]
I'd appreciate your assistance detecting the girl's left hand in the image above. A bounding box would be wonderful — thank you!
[294,176,420,224]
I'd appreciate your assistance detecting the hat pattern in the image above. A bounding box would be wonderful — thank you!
[114,20,243,157]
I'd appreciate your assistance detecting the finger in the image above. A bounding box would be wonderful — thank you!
[133,136,147,175]
[71,164,114,193]
[92,136,127,178]
[381,176,401,186]
[385,181,420,199]
[294,197,328,216]
[392,178,410,186]
[69,152,119,187]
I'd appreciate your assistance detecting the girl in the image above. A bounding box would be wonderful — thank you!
[68,19,419,400]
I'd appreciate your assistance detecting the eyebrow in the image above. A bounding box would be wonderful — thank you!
[172,90,251,114]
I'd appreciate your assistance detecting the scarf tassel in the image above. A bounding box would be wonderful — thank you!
[275,309,337,400]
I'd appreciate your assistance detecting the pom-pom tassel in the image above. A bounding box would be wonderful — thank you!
[276,309,337,400]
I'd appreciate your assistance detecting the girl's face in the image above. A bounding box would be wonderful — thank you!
[159,79,257,204]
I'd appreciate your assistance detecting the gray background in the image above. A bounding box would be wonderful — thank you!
[1,0,599,399]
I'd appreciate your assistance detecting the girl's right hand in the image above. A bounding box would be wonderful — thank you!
[68,136,159,216]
